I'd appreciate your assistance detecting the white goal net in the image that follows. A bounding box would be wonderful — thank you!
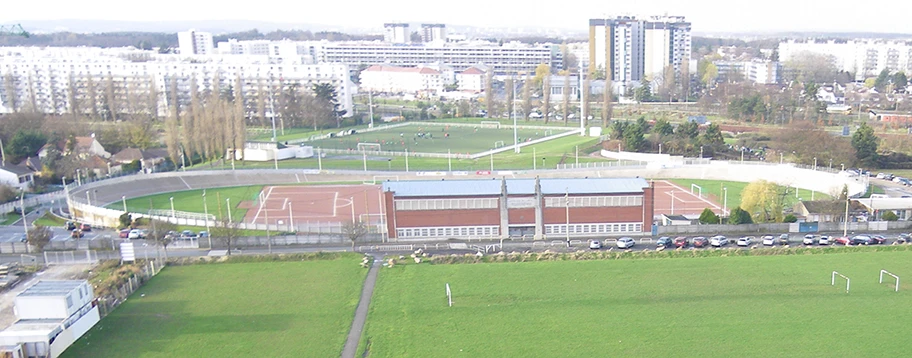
[480,121,501,129]
[357,143,382,152]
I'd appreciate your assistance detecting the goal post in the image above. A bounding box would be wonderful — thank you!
[880,269,900,292]
[690,184,703,198]
[493,140,505,148]
[357,143,382,152]
[445,283,452,307]
[832,271,850,293]
[480,121,501,128]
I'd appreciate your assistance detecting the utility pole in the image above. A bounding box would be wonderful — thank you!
[512,73,519,153]
[368,91,374,128]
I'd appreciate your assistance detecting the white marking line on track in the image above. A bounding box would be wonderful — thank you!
[282,198,289,210]
[333,192,339,217]
[179,176,192,190]
[251,186,276,224]
[660,181,722,210]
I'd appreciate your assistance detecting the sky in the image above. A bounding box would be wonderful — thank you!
[3,0,912,34]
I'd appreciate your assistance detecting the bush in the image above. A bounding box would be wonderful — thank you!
[729,207,754,224]
[119,213,133,229]
[783,214,798,223]
[882,211,899,221]
[698,208,720,224]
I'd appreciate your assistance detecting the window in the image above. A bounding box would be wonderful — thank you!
[66,295,74,308]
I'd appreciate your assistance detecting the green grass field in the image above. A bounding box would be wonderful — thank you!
[360,250,912,357]
[62,256,366,357]
[306,123,569,154]
[670,179,833,212]
[108,186,263,222]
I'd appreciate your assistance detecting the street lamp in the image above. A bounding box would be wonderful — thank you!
[670,190,676,215]
[841,163,845,171]
[813,157,817,171]
[723,187,728,216]
[542,157,546,169]
[169,197,175,218]
[829,159,833,170]
[122,195,127,212]
[85,191,91,206]
[565,189,570,246]
[226,198,232,224]
[202,191,211,249]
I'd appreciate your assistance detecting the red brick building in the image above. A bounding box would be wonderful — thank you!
[382,177,654,239]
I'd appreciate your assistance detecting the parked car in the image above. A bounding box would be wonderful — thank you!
[119,229,131,239]
[876,173,886,179]
[710,235,729,247]
[673,237,689,248]
[65,221,77,231]
[833,236,851,245]
[656,237,673,248]
[181,230,198,239]
[818,235,830,245]
[851,235,872,245]
[692,237,709,248]
[80,223,92,232]
[803,234,817,245]
[762,235,776,246]
[870,235,886,244]
[898,233,910,244]
[128,229,146,239]
[589,240,602,250]
[199,231,209,238]
[71,229,83,239]
[17,234,27,243]
[736,236,754,247]
[617,237,636,249]
[778,234,790,245]
[885,173,895,181]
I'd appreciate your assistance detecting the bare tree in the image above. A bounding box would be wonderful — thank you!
[233,76,246,160]
[562,71,570,124]
[541,74,551,123]
[27,226,52,252]
[484,70,494,117]
[105,74,117,121]
[504,77,514,118]
[680,58,691,102]
[149,219,177,260]
[165,78,181,166]
[86,75,99,118]
[522,72,532,121]
[581,78,590,125]
[342,220,369,250]
[211,218,242,255]
[67,73,79,115]
[184,75,200,160]
[602,81,613,128]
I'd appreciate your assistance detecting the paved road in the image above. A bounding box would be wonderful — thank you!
[341,254,381,358]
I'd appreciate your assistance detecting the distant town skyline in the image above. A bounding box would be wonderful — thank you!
[3,0,912,35]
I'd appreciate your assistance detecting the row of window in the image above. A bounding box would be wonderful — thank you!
[544,222,643,235]
[395,198,499,211]
[397,225,499,238]
[544,195,643,208]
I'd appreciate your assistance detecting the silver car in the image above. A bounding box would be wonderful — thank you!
[617,237,635,249]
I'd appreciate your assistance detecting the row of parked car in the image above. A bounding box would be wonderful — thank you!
[65,221,91,239]
[588,233,912,250]
[118,229,208,240]
[876,172,912,186]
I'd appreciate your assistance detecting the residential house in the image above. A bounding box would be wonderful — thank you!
[0,165,34,191]
[856,198,912,221]
[38,136,111,160]
[110,148,168,173]
[793,200,867,222]
[455,66,487,92]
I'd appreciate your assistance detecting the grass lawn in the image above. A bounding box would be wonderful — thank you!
[62,255,366,357]
[306,122,569,154]
[669,179,832,211]
[0,214,20,226]
[109,186,263,222]
[194,134,608,172]
[361,250,912,357]
[33,212,67,227]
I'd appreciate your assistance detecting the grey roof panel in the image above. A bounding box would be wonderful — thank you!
[18,280,83,297]
[382,178,648,197]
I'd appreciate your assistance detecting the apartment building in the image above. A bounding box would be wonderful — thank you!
[588,15,691,85]
[0,47,354,117]
[643,15,692,80]
[383,23,410,44]
[421,24,447,43]
[359,65,445,94]
[177,29,214,55]
[778,39,912,81]
[714,60,780,84]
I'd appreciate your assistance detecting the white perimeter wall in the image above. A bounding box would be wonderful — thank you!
[50,307,99,358]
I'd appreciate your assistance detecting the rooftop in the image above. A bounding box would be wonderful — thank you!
[382,178,648,197]
[19,280,83,297]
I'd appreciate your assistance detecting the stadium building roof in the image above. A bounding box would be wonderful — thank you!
[382,178,649,197]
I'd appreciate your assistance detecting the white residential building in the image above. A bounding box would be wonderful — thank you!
[421,24,447,43]
[0,280,100,358]
[0,164,34,190]
[360,65,445,95]
[456,66,486,92]
[548,75,579,102]
[714,60,780,84]
[778,39,912,81]
[643,15,692,80]
[589,15,691,87]
[177,29,214,55]
[0,47,354,117]
[383,23,410,44]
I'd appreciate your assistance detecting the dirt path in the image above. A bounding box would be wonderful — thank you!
[341,254,381,358]
[0,264,95,328]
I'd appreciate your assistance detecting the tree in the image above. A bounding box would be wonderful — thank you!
[783,214,798,223]
[851,122,879,166]
[561,71,570,123]
[312,83,347,127]
[541,75,551,123]
[602,81,613,127]
[521,73,532,120]
[634,85,654,103]
[701,123,725,148]
[783,51,837,83]
[728,207,754,225]
[740,180,786,223]
[698,208,720,224]
[342,220,369,250]
[118,213,133,229]
[532,63,550,89]
[409,31,422,43]
[504,77,515,118]
[27,225,52,252]
[882,211,899,221]
[211,218,242,255]
[892,72,908,91]
[701,62,718,86]
[148,219,177,260]
[4,130,46,162]
[873,69,891,92]
[484,70,494,118]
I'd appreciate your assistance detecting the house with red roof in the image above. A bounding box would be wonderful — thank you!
[456,65,488,92]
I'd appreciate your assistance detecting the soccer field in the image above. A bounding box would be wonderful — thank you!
[306,123,569,154]
[62,255,366,357]
[361,249,912,357]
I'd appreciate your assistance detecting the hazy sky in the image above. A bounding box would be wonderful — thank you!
[3,0,911,34]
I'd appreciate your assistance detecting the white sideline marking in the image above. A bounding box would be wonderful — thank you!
[179,176,192,190]
[332,192,339,217]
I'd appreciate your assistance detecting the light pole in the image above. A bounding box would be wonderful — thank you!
[20,192,29,253]
[203,191,211,248]
[565,189,570,246]
[169,197,175,218]
[512,75,520,153]
[447,149,452,172]
[122,195,127,212]
[368,91,374,128]
[542,157,546,169]
[350,196,356,223]
[85,191,91,206]
[288,201,295,232]
[829,159,833,170]
[226,198,232,224]
[723,187,728,216]
[780,153,783,164]
[841,163,845,171]
[670,190,676,215]
[269,75,277,141]
[700,146,704,159]
[813,157,817,171]
[740,148,745,162]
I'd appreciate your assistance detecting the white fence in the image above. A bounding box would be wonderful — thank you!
[44,250,98,265]
[0,190,65,214]
[471,128,582,159]
[556,161,647,170]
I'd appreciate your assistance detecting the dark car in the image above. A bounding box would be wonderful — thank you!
[656,237,673,248]
[65,221,77,230]
[692,237,709,248]
[850,235,872,245]
[898,233,910,244]
[71,229,84,239]
[80,223,92,232]
[869,235,886,245]
[673,237,689,248]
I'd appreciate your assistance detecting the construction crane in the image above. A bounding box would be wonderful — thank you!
[0,24,29,38]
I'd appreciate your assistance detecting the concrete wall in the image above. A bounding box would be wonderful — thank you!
[50,307,99,358]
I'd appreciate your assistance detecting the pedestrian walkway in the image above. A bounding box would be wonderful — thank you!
[341,254,381,358]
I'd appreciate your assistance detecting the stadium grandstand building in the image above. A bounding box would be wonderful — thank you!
[382,177,654,240]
